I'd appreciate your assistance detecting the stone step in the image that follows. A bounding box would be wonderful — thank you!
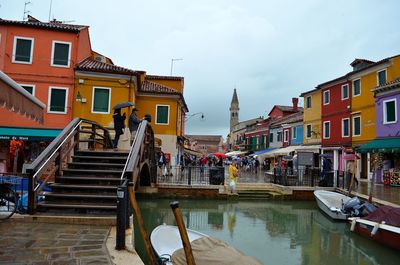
[41,191,117,199]
[75,150,129,158]
[62,168,123,175]
[50,183,118,191]
[38,201,116,210]
[57,176,122,183]
[72,155,128,161]
[67,162,125,169]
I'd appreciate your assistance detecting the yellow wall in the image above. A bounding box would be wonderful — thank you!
[303,90,321,144]
[73,73,136,128]
[351,55,400,146]
[135,95,180,136]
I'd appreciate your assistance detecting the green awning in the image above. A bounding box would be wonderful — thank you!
[0,127,62,141]
[357,138,400,153]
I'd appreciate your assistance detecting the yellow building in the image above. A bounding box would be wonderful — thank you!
[136,74,188,165]
[348,55,400,178]
[300,88,321,145]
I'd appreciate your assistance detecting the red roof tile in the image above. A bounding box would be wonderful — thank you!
[146,75,183,81]
[76,57,135,75]
[0,16,87,33]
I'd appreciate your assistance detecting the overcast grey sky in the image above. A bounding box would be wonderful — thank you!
[2,0,400,138]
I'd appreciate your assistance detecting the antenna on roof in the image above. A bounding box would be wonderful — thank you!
[23,1,32,21]
[48,0,52,22]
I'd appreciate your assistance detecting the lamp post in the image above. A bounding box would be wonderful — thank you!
[170,58,183,76]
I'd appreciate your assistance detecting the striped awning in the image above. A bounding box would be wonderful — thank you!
[0,71,45,123]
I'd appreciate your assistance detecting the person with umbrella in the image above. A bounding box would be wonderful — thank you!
[128,108,140,145]
[113,108,126,149]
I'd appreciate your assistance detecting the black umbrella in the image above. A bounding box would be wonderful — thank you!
[113,101,135,110]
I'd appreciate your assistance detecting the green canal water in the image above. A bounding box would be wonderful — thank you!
[134,199,400,265]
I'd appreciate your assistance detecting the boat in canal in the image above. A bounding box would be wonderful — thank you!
[150,224,262,265]
[314,190,353,220]
[349,205,400,251]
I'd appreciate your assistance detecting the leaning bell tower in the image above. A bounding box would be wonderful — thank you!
[229,88,239,132]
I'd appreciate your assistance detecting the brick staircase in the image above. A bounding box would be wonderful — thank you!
[235,183,286,199]
[37,149,129,214]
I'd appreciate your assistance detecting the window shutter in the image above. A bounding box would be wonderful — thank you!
[386,101,396,122]
[15,39,32,62]
[53,43,69,66]
[50,89,66,112]
[93,88,109,112]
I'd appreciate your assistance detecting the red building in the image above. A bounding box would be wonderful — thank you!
[319,75,352,173]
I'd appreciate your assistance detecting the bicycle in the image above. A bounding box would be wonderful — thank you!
[0,182,18,220]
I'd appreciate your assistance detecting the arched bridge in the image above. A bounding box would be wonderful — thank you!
[26,118,156,214]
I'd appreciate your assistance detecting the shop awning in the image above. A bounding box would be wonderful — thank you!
[184,148,202,157]
[253,148,275,156]
[357,138,400,153]
[0,127,62,141]
[296,145,321,153]
[0,71,45,123]
[225,150,247,157]
[263,145,301,158]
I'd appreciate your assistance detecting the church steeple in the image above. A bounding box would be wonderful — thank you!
[229,88,239,131]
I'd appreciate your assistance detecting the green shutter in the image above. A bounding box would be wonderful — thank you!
[15,39,32,62]
[21,85,33,95]
[93,88,109,112]
[354,117,361,135]
[50,89,66,112]
[343,119,349,136]
[386,101,396,122]
[53,43,69,66]
[157,106,169,124]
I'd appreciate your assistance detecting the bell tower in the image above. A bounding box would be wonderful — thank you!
[230,88,239,131]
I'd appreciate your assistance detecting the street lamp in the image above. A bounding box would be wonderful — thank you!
[185,112,205,122]
[170,58,183,76]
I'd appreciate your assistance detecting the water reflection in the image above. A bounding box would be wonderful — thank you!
[135,199,399,265]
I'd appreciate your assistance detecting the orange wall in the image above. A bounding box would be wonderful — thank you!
[0,25,91,129]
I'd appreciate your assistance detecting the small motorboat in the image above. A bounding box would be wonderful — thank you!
[314,190,353,220]
[150,224,262,265]
[349,205,400,251]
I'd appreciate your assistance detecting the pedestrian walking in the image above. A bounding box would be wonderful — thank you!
[113,109,126,149]
[228,160,239,193]
[128,108,140,145]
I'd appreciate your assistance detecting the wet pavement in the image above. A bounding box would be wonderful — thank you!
[0,220,112,265]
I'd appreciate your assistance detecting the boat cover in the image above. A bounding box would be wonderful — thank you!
[365,205,400,227]
[172,236,262,265]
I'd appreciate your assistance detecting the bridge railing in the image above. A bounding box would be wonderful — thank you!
[25,118,113,214]
[157,166,225,186]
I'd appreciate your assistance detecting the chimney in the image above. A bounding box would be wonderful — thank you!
[292,97,298,112]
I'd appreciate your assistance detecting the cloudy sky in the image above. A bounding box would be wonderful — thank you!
[2,0,400,138]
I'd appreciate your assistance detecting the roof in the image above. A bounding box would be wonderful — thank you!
[0,16,87,33]
[186,135,223,143]
[350,58,375,67]
[76,57,136,75]
[372,77,400,95]
[140,80,189,112]
[300,87,320,97]
[270,111,303,127]
[268,105,303,117]
[146,75,183,81]
[231,88,239,105]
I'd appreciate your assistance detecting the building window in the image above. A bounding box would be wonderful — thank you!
[341,84,349,100]
[306,96,312,109]
[342,118,350,137]
[323,121,330,139]
[48,87,68,114]
[277,132,282,142]
[13,36,34,64]
[353,116,361,136]
[306,124,312,139]
[92,87,111,114]
[292,127,297,139]
[269,132,274,143]
[51,41,71,67]
[284,130,289,142]
[377,69,387,86]
[156,105,170,125]
[353,79,361,97]
[19,84,35,96]
[323,90,330,105]
[383,99,397,124]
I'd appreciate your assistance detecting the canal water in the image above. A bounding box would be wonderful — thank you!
[134,199,399,265]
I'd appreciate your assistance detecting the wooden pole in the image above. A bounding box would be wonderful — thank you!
[368,153,376,203]
[170,201,197,265]
[128,188,157,265]
[348,155,358,196]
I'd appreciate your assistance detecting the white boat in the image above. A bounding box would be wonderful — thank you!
[150,224,262,265]
[314,190,352,220]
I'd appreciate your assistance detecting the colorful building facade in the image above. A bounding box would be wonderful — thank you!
[300,89,322,146]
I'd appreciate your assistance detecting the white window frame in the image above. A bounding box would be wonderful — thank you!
[306,124,312,139]
[47,86,68,114]
[19,83,36,96]
[383,98,397,124]
[323,90,330,105]
[306,96,312,109]
[341,84,349,100]
[292,127,297,139]
[91,86,111,114]
[12,36,34,64]
[283,130,289,143]
[377,69,387,86]
[352,79,361,97]
[155,104,170,125]
[342,118,350,137]
[352,116,361,137]
[323,121,330,139]
[51,40,72,68]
